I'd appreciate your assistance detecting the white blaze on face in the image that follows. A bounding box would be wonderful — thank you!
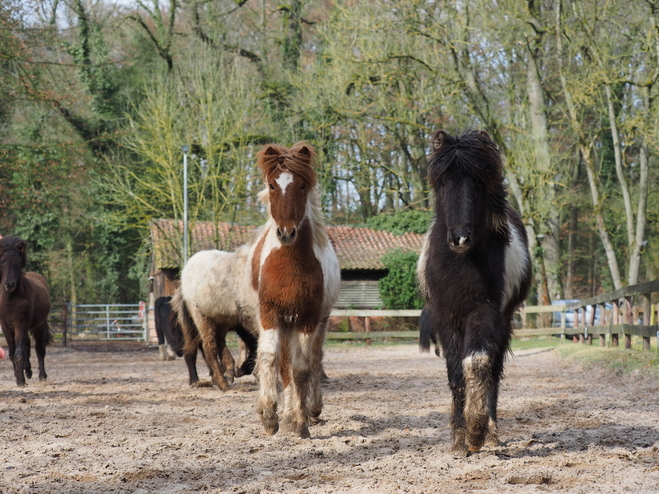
[275,172,294,195]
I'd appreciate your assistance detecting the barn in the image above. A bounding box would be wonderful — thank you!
[148,218,424,314]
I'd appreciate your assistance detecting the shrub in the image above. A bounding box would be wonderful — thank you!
[364,210,432,236]
[378,249,424,310]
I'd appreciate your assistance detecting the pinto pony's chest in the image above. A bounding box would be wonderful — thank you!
[253,222,325,328]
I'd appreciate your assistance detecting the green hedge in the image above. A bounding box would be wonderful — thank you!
[378,249,424,310]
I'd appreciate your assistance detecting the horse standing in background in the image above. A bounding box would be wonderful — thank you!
[0,236,53,387]
[419,130,531,455]
[154,296,184,361]
[171,246,259,389]
[249,142,340,438]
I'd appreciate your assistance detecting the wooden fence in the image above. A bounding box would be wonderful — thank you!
[326,279,659,351]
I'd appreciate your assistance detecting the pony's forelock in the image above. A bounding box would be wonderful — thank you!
[428,130,509,240]
[0,235,27,267]
[256,142,318,189]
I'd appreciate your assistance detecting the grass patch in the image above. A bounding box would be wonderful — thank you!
[556,342,659,377]
[510,337,562,351]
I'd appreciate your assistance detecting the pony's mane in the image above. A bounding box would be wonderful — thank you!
[0,235,27,267]
[256,143,329,249]
[428,129,510,240]
[256,142,318,189]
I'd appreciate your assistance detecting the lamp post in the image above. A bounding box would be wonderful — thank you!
[181,144,189,264]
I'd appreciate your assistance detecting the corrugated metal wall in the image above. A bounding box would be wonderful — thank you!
[335,280,382,309]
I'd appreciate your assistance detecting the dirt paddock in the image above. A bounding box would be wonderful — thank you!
[1,342,658,493]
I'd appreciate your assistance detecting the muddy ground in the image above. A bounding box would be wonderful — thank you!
[0,341,658,493]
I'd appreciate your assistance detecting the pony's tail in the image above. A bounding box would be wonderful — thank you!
[170,288,199,355]
[44,322,54,347]
[419,307,432,353]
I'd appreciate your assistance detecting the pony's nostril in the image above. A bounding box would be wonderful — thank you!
[276,228,283,239]
[290,227,296,238]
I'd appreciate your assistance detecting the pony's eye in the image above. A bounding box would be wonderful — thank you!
[269,183,275,190]
[301,183,306,191]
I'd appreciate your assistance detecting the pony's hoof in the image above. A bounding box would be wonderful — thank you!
[293,422,310,439]
[213,377,230,391]
[450,441,469,456]
[39,374,47,382]
[25,369,32,379]
[261,409,279,436]
[468,444,482,452]
[484,433,500,448]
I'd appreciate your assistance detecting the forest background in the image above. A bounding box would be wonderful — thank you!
[0,0,658,307]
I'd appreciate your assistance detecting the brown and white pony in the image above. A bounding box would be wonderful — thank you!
[0,236,53,387]
[249,142,340,438]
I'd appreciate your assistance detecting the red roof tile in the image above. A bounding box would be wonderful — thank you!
[151,219,424,271]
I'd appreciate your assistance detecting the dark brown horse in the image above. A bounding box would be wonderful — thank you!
[0,236,53,387]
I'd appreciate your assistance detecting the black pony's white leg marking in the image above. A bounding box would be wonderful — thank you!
[463,351,493,452]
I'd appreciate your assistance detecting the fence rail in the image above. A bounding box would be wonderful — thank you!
[3,279,657,349]
[325,279,659,348]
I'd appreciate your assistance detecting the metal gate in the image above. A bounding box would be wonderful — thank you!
[53,303,149,342]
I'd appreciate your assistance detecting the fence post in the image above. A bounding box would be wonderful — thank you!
[62,302,68,348]
[599,303,606,347]
[364,316,372,346]
[578,309,585,344]
[587,304,595,345]
[643,293,651,352]
[106,304,111,340]
[625,296,633,349]
[560,308,566,340]
[140,301,148,345]
[611,300,619,347]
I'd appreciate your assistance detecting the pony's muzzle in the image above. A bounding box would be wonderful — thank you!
[4,281,16,292]
[276,226,297,245]
[447,229,471,253]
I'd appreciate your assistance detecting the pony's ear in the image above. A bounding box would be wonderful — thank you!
[262,145,280,157]
[297,146,311,159]
[18,240,27,267]
[432,130,452,151]
[479,129,491,140]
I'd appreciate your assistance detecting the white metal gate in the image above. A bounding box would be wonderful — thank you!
[60,303,148,342]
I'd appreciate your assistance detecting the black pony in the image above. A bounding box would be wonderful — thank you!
[154,296,184,360]
[0,236,53,386]
[419,130,531,455]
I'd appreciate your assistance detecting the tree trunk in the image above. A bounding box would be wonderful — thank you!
[554,0,622,289]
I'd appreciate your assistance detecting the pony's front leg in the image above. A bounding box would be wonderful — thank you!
[463,306,504,452]
[256,318,281,435]
[284,329,315,438]
[444,345,468,455]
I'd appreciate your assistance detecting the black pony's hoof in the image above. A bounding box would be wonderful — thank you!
[25,368,33,379]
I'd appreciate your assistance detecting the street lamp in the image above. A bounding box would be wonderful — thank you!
[181,144,189,264]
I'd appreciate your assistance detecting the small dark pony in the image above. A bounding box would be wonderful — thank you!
[154,296,184,361]
[0,236,53,387]
[418,130,531,455]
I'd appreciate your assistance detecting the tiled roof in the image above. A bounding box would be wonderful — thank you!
[151,219,424,271]
[327,226,424,270]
